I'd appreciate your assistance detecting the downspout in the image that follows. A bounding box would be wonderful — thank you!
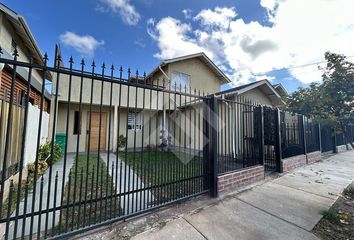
[158,65,170,146]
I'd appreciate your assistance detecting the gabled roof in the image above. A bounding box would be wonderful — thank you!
[146,52,231,84]
[0,3,44,66]
[215,79,285,106]
[273,83,288,96]
[0,3,52,80]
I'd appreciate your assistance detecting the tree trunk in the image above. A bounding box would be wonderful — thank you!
[340,123,354,149]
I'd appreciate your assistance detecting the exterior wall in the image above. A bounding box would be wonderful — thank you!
[218,165,264,192]
[150,58,225,94]
[167,58,223,94]
[306,151,321,164]
[56,103,160,152]
[56,103,115,153]
[55,74,164,109]
[281,154,307,172]
[24,103,50,164]
[239,88,273,106]
[0,67,50,112]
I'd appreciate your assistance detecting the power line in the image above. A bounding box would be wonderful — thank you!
[257,55,354,74]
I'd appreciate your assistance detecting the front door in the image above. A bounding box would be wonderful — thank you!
[86,112,107,151]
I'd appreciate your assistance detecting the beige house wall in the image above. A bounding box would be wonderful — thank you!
[151,58,224,94]
[238,88,273,106]
[56,102,161,152]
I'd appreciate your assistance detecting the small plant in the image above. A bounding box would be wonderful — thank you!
[118,135,127,148]
[27,141,63,180]
[27,160,48,180]
[145,144,156,152]
[39,141,63,165]
[343,186,354,198]
[322,208,340,224]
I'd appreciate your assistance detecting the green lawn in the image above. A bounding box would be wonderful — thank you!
[119,151,204,203]
[58,154,121,233]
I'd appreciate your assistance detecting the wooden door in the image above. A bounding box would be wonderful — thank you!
[86,112,107,151]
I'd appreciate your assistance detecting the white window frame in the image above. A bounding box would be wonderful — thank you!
[128,110,142,130]
[170,71,190,91]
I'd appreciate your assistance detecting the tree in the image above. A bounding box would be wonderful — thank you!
[286,52,354,148]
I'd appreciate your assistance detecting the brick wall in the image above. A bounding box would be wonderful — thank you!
[218,165,264,193]
[281,154,307,173]
[307,151,321,164]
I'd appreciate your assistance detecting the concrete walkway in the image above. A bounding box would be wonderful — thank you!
[7,153,75,239]
[132,151,354,240]
[100,153,155,215]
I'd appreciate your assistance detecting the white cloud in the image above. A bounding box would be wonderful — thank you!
[147,17,212,59]
[98,0,140,26]
[182,9,193,19]
[194,7,237,30]
[59,31,104,57]
[148,1,354,86]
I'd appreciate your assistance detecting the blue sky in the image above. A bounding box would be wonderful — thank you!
[3,0,354,93]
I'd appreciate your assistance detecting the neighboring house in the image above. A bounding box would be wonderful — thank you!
[273,83,288,98]
[216,79,285,107]
[54,52,231,152]
[213,80,286,157]
[0,4,51,180]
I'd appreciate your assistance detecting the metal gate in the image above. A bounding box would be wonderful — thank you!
[0,48,213,239]
[216,98,263,175]
[263,107,280,172]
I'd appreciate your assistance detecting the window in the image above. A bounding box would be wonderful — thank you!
[19,90,26,106]
[73,111,81,134]
[128,110,142,130]
[171,71,190,91]
[11,40,17,53]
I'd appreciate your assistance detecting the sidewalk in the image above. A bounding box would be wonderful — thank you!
[129,151,354,240]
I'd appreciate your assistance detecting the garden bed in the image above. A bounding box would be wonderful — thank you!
[312,181,354,240]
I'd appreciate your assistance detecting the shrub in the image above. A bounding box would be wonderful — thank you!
[118,135,127,148]
[27,141,63,180]
[322,208,339,224]
[343,186,354,198]
[145,144,156,152]
[39,141,63,165]
[27,160,48,180]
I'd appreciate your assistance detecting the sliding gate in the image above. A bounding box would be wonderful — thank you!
[0,48,213,239]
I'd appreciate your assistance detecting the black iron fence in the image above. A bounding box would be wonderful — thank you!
[0,46,353,239]
[216,97,263,175]
[280,112,305,158]
[304,117,320,153]
[0,48,216,239]
[321,124,334,153]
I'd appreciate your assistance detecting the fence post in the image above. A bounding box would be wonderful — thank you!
[258,106,264,165]
[333,127,337,153]
[318,123,322,152]
[274,108,282,172]
[203,96,218,198]
[301,115,307,157]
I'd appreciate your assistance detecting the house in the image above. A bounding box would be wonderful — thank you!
[54,52,231,152]
[215,79,285,107]
[0,3,51,183]
[273,83,288,98]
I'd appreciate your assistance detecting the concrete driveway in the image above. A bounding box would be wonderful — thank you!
[132,150,354,240]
